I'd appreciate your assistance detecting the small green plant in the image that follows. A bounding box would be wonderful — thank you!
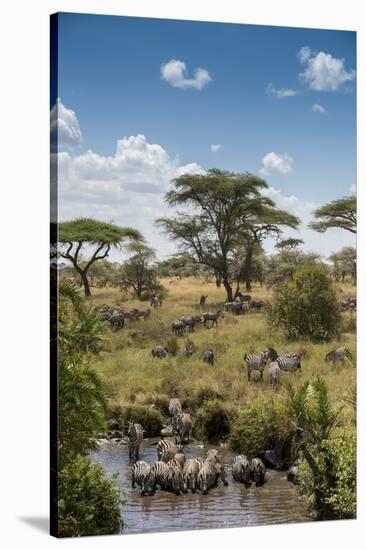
[118,404,164,437]
[271,265,340,341]
[193,400,236,441]
[58,455,124,537]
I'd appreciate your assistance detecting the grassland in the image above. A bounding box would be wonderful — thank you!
[87,277,356,430]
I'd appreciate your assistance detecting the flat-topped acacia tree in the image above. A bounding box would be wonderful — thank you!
[58,218,142,296]
[309,196,356,235]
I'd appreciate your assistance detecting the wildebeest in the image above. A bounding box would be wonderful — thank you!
[203,310,224,328]
[251,458,266,486]
[232,455,252,487]
[202,350,215,366]
[108,310,125,330]
[172,412,192,443]
[325,346,352,366]
[244,351,270,381]
[180,315,202,332]
[172,319,186,336]
[127,421,144,462]
[151,345,169,358]
[151,294,162,308]
[268,362,281,388]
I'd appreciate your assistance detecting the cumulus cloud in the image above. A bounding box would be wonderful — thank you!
[260,152,293,176]
[211,144,222,153]
[312,103,326,113]
[50,98,82,150]
[266,83,297,99]
[161,59,211,90]
[298,47,355,91]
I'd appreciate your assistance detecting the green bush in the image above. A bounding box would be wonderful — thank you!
[193,400,237,441]
[194,385,224,409]
[141,393,170,416]
[118,404,164,437]
[58,455,123,537]
[164,336,179,356]
[229,397,294,459]
[270,265,340,341]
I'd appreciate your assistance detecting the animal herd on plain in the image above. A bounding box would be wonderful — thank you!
[128,398,266,497]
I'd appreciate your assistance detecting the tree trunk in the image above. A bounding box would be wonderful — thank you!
[244,245,253,292]
[215,272,222,288]
[81,270,91,297]
[223,278,233,302]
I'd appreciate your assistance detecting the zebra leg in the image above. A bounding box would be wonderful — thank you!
[247,369,251,382]
[131,473,136,488]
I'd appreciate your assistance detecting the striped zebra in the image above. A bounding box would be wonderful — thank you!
[276,352,302,372]
[150,461,184,495]
[156,439,182,462]
[251,458,266,487]
[168,398,182,418]
[232,455,252,487]
[130,460,152,496]
[244,351,269,381]
[172,412,192,443]
[325,346,352,366]
[127,421,144,462]
[205,448,220,463]
[183,458,205,493]
[197,460,227,494]
[268,362,281,388]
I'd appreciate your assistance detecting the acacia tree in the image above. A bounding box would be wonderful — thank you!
[117,242,159,299]
[309,196,356,234]
[157,169,300,301]
[329,246,356,284]
[58,218,142,296]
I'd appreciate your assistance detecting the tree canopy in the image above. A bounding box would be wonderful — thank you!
[309,196,356,234]
[58,218,142,296]
[157,169,299,299]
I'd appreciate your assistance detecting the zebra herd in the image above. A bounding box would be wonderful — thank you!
[99,304,151,330]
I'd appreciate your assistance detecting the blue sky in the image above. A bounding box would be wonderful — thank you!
[54,12,356,259]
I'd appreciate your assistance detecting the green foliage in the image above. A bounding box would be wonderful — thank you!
[229,397,294,458]
[117,403,164,437]
[309,196,356,234]
[164,336,179,356]
[194,385,224,409]
[265,250,322,287]
[59,218,142,244]
[58,455,123,537]
[193,400,237,441]
[271,265,340,341]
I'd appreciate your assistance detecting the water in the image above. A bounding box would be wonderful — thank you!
[90,439,310,535]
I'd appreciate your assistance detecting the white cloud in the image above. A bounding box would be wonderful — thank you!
[312,103,326,113]
[50,98,82,150]
[260,152,293,176]
[211,144,222,153]
[298,47,355,91]
[161,59,211,90]
[266,83,297,99]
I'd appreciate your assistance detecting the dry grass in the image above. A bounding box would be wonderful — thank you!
[87,277,356,427]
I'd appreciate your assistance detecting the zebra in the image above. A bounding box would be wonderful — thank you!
[244,351,269,381]
[151,295,162,308]
[150,461,184,495]
[205,448,220,463]
[183,458,205,493]
[156,439,182,462]
[232,455,252,487]
[197,460,227,494]
[182,340,194,357]
[168,398,182,418]
[172,319,186,336]
[251,458,266,487]
[127,421,144,462]
[151,345,169,358]
[203,310,224,328]
[202,350,215,366]
[130,460,152,496]
[172,412,192,443]
[268,362,281,388]
[325,346,352,366]
[276,352,302,372]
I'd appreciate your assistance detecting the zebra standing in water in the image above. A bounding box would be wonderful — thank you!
[325,346,352,365]
[172,412,192,443]
[276,352,302,372]
[156,439,183,462]
[130,461,152,496]
[183,458,205,493]
[149,460,184,495]
[127,421,144,462]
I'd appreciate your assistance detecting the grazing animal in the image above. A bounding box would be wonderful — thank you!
[172,412,192,443]
[224,302,235,311]
[238,293,252,303]
[325,347,352,366]
[230,302,244,315]
[180,315,202,332]
[127,421,144,462]
[268,362,281,388]
[169,398,182,418]
[183,458,205,493]
[277,352,302,372]
[251,458,266,486]
[108,310,125,330]
[131,461,152,496]
[197,460,224,494]
[156,439,182,462]
[172,319,186,336]
[199,295,208,307]
[202,350,215,366]
[151,295,162,308]
[232,455,252,487]
[203,310,224,328]
[151,345,169,358]
[182,340,194,357]
[244,351,269,381]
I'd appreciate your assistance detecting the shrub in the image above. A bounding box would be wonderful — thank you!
[164,336,179,356]
[229,397,294,459]
[118,404,164,437]
[58,455,123,537]
[194,385,224,409]
[193,400,237,441]
[141,393,170,416]
[270,265,340,341]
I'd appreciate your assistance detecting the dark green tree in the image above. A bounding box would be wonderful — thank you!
[116,242,160,299]
[58,218,142,296]
[309,196,356,234]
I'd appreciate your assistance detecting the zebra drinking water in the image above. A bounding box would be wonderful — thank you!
[131,460,152,496]
[127,421,144,462]
[232,455,252,487]
[156,439,183,462]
